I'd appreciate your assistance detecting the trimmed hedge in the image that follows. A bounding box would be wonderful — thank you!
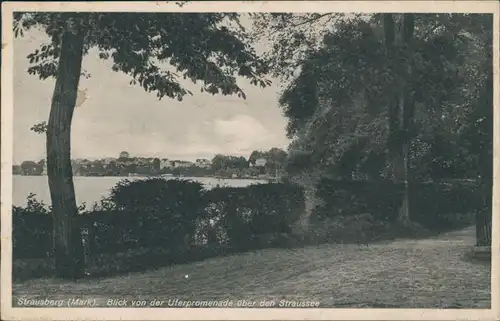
[80,179,207,254]
[12,180,305,264]
[314,179,482,231]
[203,183,305,249]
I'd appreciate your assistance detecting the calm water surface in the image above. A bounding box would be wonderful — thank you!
[13,175,266,207]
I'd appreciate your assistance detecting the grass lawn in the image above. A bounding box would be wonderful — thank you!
[11,226,490,308]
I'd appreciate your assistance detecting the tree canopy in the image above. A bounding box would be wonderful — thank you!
[14,12,271,101]
[254,13,493,181]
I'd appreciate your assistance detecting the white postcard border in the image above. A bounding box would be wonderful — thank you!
[1,2,499,320]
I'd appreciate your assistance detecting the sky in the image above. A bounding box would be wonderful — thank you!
[13,19,291,164]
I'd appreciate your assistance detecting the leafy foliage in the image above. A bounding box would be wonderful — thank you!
[251,13,362,80]
[314,179,480,231]
[257,13,493,181]
[314,180,405,223]
[279,17,391,178]
[12,194,52,259]
[109,178,203,210]
[14,12,271,101]
[203,183,305,248]
[211,154,248,171]
[248,148,287,164]
[13,179,306,263]
[409,181,480,230]
[30,121,48,134]
[99,178,206,250]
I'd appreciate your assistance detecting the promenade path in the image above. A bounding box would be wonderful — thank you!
[12,226,490,308]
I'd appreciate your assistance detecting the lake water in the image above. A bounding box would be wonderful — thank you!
[12,175,267,207]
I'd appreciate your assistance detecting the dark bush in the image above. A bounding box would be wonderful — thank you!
[204,182,305,249]
[78,210,135,255]
[203,187,252,246]
[109,178,205,211]
[13,180,306,279]
[83,178,207,254]
[314,179,405,222]
[12,194,52,259]
[245,183,305,235]
[314,178,481,231]
[408,181,481,230]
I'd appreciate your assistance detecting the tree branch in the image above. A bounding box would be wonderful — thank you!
[289,13,335,28]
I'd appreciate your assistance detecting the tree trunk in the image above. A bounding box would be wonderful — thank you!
[47,26,86,280]
[383,14,399,160]
[384,14,415,222]
[398,142,410,221]
[290,172,320,237]
[398,14,415,222]
[384,14,407,220]
[475,194,491,247]
[476,73,493,247]
[476,162,492,247]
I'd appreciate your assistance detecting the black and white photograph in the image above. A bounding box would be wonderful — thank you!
[1,1,498,320]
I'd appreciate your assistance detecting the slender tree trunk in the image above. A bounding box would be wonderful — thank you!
[476,156,492,247]
[399,142,410,221]
[476,195,491,246]
[384,14,404,180]
[398,14,415,222]
[476,73,493,247]
[384,14,398,158]
[47,25,86,280]
[384,14,406,219]
[384,14,415,222]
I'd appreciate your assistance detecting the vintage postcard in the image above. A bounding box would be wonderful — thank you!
[1,1,499,320]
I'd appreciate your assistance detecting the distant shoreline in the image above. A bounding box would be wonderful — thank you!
[12,174,272,180]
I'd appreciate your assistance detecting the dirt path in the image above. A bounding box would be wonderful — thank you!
[12,226,490,308]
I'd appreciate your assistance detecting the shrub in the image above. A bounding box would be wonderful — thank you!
[12,194,90,259]
[109,178,205,211]
[245,183,305,235]
[408,181,481,230]
[314,179,405,222]
[12,194,52,259]
[78,210,134,254]
[204,183,305,249]
[307,214,379,244]
[13,179,307,277]
[314,178,481,231]
[83,178,208,254]
[203,187,252,246]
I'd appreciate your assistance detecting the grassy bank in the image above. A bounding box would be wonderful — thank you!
[12,226,490,308]
[12,216,461,282]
